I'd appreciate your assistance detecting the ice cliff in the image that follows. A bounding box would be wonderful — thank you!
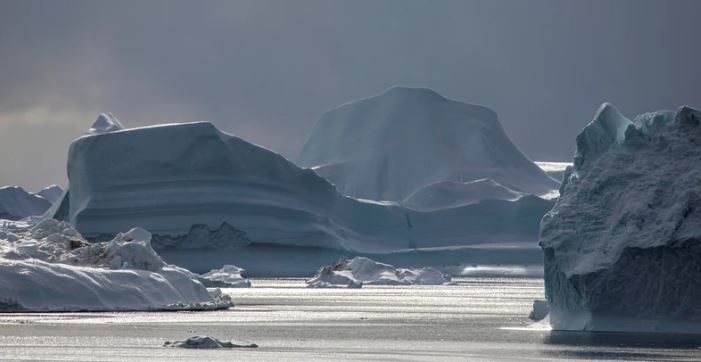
[297,86,558,208]
[540,103,701,332]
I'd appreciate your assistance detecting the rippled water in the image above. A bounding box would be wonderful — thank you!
[1,277,700,361]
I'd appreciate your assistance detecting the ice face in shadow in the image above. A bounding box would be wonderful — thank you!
[540,103,701,333]
[0,186,52,220]
[50,118,553,275]
[298,86,558,207]
[35,185,63,203]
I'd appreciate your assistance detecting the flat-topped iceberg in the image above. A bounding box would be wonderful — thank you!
[306,257,452,288]
[49,115,553,275]
[540,103,701,333]
[0,219,231,311]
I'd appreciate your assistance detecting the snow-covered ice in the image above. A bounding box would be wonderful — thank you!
[298,86,558,207]
[540,103,701,333]
[306,257,452,287]
[0,186,52,220]
[199,265,251,288]
[163,336,257,349]
[0,219,232,311]
[48,115,553,274]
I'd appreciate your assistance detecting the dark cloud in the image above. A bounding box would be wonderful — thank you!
[1,0,699,190]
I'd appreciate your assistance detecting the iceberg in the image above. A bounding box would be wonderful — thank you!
[35,185,63,203]
[297,86,558,208]
[199,265,251,288]
[306,256,452,287]
[0,219,231,311]
[540,103,701,333]
[163,336,257,349]
[49,116,553,275]
[0,186,52,220]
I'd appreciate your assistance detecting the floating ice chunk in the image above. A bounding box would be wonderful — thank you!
[528,300,549,321]
[307,257,452,287]
[163,336,257,349]
[199,265,251,288]
[0,220,232,312]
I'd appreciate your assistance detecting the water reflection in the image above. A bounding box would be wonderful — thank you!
[542,330,701,361]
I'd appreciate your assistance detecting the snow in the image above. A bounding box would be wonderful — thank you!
[0,219,232,311]
[0,186,51,220]
[50,118,553,276]
[297,86,558,207]
[87,113,124,134]
[199,265,251,288]
[163,336,257,349]
[306,257,452,287]
[34,185,63,203]
[540,103,701,333]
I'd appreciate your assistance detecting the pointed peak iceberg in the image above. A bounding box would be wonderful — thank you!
[88,113,124,135]
[573,102,632,170]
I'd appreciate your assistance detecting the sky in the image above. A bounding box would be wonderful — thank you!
[1,0,699,190]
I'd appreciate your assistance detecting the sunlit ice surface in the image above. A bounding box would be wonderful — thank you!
[1,278,700,361]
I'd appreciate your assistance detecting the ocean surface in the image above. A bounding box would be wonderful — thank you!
[1,277,700,361]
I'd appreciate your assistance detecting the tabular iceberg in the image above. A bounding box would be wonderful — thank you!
[297,86,558,208]
[50,115,553,275]
[540,103,701,333]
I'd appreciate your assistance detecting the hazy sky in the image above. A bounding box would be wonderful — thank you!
[1,0,699,190]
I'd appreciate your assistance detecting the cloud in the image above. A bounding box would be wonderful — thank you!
[0,0,699,190]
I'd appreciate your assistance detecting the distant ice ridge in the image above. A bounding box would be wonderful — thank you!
[298,86,558,209]
[540,103,701,333]
[0,186,52,220]
[0,219,231,311]
[306,257,452,287]
[48,114,553,274]
[35,185,63,203]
